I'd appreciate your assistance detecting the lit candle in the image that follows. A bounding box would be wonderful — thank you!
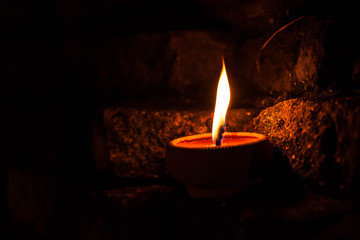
[166,59,273,199]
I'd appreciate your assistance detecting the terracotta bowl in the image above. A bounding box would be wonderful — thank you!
[165,132,273,199]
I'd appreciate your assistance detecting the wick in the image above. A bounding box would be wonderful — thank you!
[215,124,226,146]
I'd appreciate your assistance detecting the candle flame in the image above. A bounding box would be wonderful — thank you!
[212,59,230,145]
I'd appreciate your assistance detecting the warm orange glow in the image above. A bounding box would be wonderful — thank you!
[212,59,230,144]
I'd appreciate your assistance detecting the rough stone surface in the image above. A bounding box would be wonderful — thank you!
[65,17,360,108]
[231,16,360,107]
[65,30,241,104]
[6,175,360,239]
[198,0,307,35]
[169,30,228,101]
[98,183,357,240]
[251,96,360,192]
[235,17,323,103]
[65,33,175,100]
[102,107,257,179]
[103,185,178,208]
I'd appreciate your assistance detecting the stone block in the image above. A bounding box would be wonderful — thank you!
[65,33,175,100]
[251,96,360,192]
[198,0,308,35]
[233,16,360,106]
[169,30,227,101]
[99,184,357,240]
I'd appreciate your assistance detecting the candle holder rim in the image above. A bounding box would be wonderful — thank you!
[168,132,268,150]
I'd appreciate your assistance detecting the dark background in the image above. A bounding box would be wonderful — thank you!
[1,0,360,239]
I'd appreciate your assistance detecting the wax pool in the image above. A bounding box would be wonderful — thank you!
[172,133,260,148]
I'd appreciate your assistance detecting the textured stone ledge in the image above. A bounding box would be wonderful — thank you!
[7,170,359,239]
[101,107,257,179]
[251,96,360,192]
[100,185,357,240]
[99,95,360,193]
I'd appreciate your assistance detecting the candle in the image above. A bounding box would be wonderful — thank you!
[166,59,273,199]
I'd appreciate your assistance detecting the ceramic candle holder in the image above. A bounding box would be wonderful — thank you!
[165,132,273,199]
